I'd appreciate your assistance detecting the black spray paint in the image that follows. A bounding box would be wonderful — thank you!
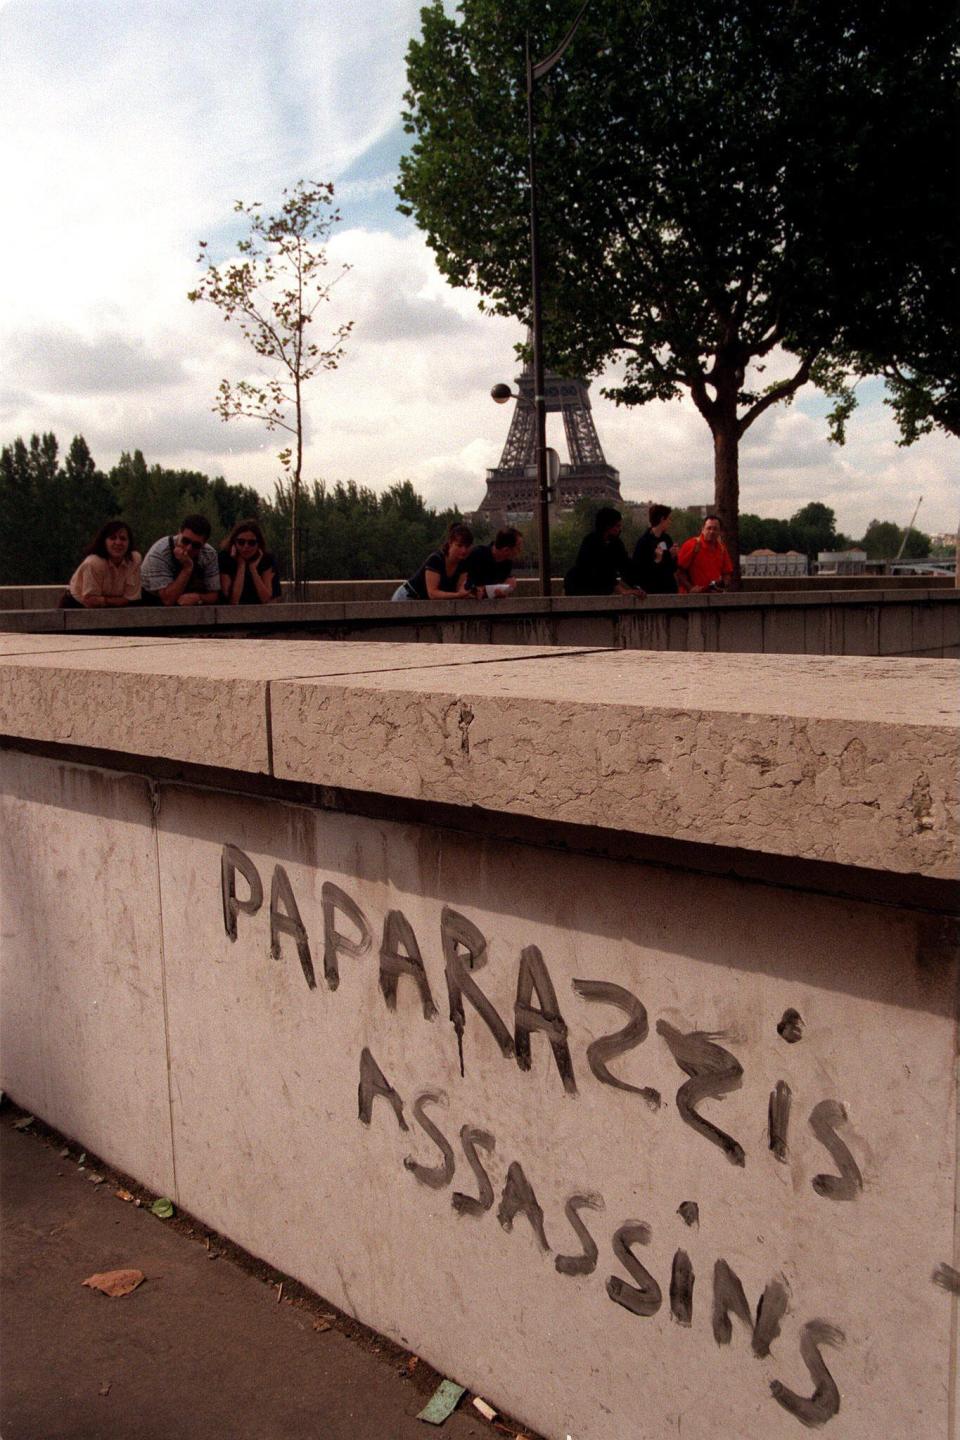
[932,1262,960,1295]
[496,1160,550,1251]
[404,1091,455,1189]
[441,907,514,1076]
[809,1100,863,1201]
[777,1008,805,1044]
[712,1259,788,1358]
[221,843,263,940]
[670,1250,694,1326]
[322,882,372,991]
[554,1193,604,1277]
[655,1022,746,1166]
[571,980,660,1109]
[768,1080,793,1163]
[514,946,577,1094]
[677,1201,699,1228]
[357,1047,408,1131]
[379,909,438,1020]
[452,1126,496,1217]
[770,1320,844,1427]
[606,1222,662,1317]
[270,864,317,989]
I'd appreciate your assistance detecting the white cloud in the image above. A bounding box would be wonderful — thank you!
[0,0,956,544]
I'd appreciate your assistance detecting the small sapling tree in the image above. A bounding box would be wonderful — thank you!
[189,181,353,587]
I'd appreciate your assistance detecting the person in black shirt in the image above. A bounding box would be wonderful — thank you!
[465,526,523,598]
[219,519,281,604]
[564,508,646,597]
[631,503,679,594]
[392,522,474,601]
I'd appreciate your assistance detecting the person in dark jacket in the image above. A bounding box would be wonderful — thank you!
[564,508,645,597]
[631,503,679,594]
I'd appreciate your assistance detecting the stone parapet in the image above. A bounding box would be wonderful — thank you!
[2,635,956,880]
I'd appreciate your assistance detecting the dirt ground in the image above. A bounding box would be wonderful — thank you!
[0,1104,537,1440]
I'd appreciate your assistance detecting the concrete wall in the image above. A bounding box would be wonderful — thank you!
[2,588,958,659]
[1,573,954,609]
[1,636,958,1440]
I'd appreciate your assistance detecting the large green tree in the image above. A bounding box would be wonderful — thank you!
[398,0,957,570]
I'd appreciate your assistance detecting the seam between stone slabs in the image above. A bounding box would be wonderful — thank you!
[259,645,617,684]
[0,638,205,659]
[149,778,181,1206]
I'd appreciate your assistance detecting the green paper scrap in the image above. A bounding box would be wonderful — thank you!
[417,1380,466,1425]
[150,1197,174,1219]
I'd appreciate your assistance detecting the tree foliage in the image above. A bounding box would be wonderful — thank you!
[188,180,353,585]
[0,433,471,586]
[398,0,958,566]
[861,519,931,560]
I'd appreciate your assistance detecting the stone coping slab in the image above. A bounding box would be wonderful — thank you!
[1,585,958,635]
[1,637,956,878]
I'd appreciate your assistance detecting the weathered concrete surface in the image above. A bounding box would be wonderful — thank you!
[269,649,960,879]
[0,752,174,1196]
[2,639,956,878]
[0,1119,490,1440]
[1,756,957,1440]
[2,588,958,659]
[1,572,953,610]
[0,638,594,775]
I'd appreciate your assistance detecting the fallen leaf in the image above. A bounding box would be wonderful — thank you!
[313,1317,332,1332]
[149,1197,174,1219]
[406,1355,419,1373]
[115,1189,134,1203]
[82,1269,145,1298]
[13,1115,35,1131]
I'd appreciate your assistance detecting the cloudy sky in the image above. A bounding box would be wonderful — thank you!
[1,0,955,539]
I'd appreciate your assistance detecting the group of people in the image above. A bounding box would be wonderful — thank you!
[564,506,734,597]
[62,505,733,611]
[392,524,524,601]
[63,514,281,609]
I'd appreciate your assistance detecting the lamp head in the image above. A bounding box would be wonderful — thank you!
[490,383,515,404]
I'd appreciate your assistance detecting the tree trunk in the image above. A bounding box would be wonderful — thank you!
[712,411,741,586]
[290,482,299,598]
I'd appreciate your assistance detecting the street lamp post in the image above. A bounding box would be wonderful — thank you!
[495,4,588,598]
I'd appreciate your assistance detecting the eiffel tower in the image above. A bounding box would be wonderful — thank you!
[477,354,621,524]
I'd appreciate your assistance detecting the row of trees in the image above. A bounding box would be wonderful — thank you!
[0,433,472,586]
[1,432,934,587]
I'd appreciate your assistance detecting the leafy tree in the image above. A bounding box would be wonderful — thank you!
[787,503,841,561]
[861,519,931,560]
[188,181,353,588]
[0,434,60,583]
[398,0,957,571]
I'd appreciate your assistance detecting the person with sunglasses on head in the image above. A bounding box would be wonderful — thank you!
[139,513,220,606]
[218,518,281,605]
[61,519,141,608]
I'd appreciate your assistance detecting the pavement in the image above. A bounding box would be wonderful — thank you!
[0,1109,512,1440]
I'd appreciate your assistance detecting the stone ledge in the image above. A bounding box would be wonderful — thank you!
[1,637,956,879]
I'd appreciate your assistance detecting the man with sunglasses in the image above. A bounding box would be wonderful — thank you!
[140,513,220,606]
